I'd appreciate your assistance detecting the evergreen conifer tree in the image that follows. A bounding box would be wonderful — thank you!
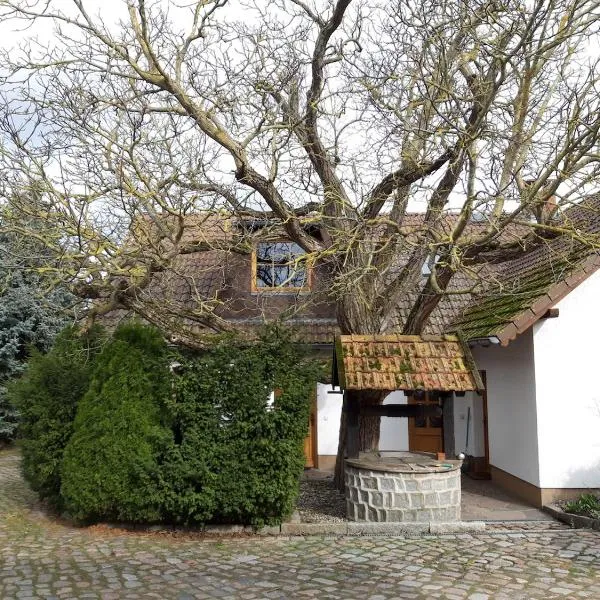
[0,206,74,443]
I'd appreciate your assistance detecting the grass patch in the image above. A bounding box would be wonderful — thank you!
[1,511,46,537]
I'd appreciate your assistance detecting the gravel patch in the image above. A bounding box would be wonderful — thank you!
[295,475,571,530]
[297,476,347,523]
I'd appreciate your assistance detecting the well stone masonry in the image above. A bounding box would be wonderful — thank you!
[345,452,461,522]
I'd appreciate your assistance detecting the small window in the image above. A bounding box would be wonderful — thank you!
[421,254,440,277]
[253,241,309,291]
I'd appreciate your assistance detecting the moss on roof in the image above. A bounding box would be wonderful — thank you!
[453,243,592,339]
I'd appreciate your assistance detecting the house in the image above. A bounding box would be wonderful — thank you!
[109,196,600,507]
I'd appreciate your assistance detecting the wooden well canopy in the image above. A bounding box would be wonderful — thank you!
[332,334,483,459]
[332,334,484,393]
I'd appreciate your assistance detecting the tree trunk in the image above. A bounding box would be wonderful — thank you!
[402,265,453,335]
[333,293,388,490]
[333,389,386,490]
[332,266,457,490]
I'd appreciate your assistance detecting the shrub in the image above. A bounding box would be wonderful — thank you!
[7,325,104,508]
[564,493,600,519]
[26,321,320,527]
[60,323,172,523]
[162,326,320,527]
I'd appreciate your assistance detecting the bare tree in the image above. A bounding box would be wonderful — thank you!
[2,0,600,482]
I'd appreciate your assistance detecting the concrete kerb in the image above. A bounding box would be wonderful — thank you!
[53,519,487,538]
[272,521,486,536]
[138,521,487,537]
[544,504,600,531]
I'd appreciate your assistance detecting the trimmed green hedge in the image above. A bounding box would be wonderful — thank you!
[162,327,320,527]
[38,322,319,526]
[60,324,172,523]
[8,326,104,509]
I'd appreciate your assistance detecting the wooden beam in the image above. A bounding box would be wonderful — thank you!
[344,392,360,459]
[359,404,442,418]
[541,308,559,319]
[331,343,340,389]
[442,393,455,458]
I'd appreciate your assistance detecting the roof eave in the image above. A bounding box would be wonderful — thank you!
[494,252,600,345]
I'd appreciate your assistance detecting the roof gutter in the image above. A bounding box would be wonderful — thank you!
[467,336,501,347]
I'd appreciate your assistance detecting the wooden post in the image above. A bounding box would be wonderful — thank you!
[344,391,360,459]
[442,392,455,458]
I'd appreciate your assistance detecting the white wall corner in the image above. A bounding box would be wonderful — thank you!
[472,329,541,487]
[533,269,600,489]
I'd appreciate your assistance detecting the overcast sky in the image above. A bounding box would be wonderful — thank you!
[1,1,599,214]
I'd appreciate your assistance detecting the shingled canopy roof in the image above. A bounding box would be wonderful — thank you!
[332,334,484,393]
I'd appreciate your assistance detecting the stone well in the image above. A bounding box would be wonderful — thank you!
[345,451,462,523]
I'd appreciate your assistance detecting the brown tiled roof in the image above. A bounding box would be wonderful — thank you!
[142,250,227,310]
[190,320,340,345]
[98,309,339,346]
[290,322,339,344]
[450,196,600,343]
[133,212,235,246]
[334,334,483,392]
[105,199,600,347]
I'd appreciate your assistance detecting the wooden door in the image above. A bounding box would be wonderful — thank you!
[408,392,444,453]
[303,389,318,468]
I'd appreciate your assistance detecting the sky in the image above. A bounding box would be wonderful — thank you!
[1,1,600,216]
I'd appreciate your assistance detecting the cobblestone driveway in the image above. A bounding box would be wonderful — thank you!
[1,449,600,600]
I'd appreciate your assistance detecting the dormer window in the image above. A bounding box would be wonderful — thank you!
[422,254,440,277]
[252,241,310,291]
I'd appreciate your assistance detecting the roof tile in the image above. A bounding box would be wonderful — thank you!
[513,309,537,331]
[335,334,480,392]
[107,198,600,346]
[497,322,518,345]
[565,270,587,287]
[531,295,553,315]
[547,281,570,301]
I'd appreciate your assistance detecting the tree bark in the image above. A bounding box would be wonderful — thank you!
[402,265,454,335]
[333,291,389,489]
[333,389,386,490]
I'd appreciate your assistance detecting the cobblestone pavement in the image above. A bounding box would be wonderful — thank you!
[1,449,600,600]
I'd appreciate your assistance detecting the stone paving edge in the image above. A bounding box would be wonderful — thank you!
[256,520,486,536]
[99,520,487,536]
[544,503,600,531]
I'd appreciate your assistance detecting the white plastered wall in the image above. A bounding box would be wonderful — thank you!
[316,383,343,456]
[472,330,541,486]
[316,384,408,457]
[533,270,600,488]
[379,391,409,451]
